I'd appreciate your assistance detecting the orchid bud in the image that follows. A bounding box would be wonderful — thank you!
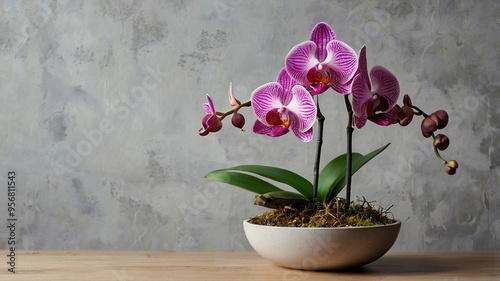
[403,94,412,106]
[433,134,450,150]
[421,117,437,138]
[429,110,449,129]
[398,105,414,126]
[228,82,241,106]
[445,160,458,175]
[445,165,456,175]
[199,114,223,136]
[209,119,223,132]
[447,160,459,169]
[231,113,245,129]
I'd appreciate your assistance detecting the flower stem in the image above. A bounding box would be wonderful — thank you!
[217,101,251,120]
[410,104,427,117]
[313,99,325,205]
[344,95,354,210]
[431,134,448,164]
[433,145,447,164]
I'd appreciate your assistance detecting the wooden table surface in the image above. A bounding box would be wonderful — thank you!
[2,250,499,280]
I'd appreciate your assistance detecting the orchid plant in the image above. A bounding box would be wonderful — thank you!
[199,22,458,210]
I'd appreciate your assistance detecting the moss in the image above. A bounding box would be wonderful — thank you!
[248,197,395,227]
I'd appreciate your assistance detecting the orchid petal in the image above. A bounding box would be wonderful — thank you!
[205,114,222,132]
[277,67,297,94]
[308,83,330,95]
[228,82,240,106]
[322,40,359,85]
[253,120,272,135]
[354,113,368,129]
[199,118,210,135]
[309,22,337,62]
[368,106,399,126]
[368,113,392,126]
[251,82,288,126]
[199,128,209,136]
[370,66,400,110]
[292,126,314,142]
[381,105,400,125]
[285,41,320,86]
[287,85,317,133]
[203,103,211,114]
[269,126,290,137]
[253,120,289,137]
[205,94,216,115]
[357,46,370,90]
[330,80,353,95]
[351,74,372,120]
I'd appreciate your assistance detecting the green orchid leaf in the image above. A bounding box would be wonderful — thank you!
[319,143,391,203]
[324,143,391,202]
[205,170,283,195]
[326,143,391,202]
[212,165,313,201]
[317,153,362,203]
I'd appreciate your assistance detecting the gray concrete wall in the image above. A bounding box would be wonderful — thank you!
[0,0,498,251]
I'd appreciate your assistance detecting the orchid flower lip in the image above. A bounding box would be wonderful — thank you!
[265,107,291,129]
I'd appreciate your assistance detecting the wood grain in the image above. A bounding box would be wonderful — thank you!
[1,251,499,280]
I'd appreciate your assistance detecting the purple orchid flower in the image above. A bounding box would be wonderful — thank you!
[351,46,400,129]
[199,94,222,136]
[251,68,317,142]
[285,22,358,95]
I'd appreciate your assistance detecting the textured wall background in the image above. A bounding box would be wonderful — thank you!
[0,0,498,251]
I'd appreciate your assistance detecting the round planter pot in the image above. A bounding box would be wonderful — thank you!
[243,219,401,271]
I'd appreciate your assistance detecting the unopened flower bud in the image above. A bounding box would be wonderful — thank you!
[445,160,458,175]
[433,134,450,150]
[447,160,459,169]
[403,94,412,106]
[228,82,241,106]
[445,165,456,175]
[398,105,414,126]
[421,117,437,138]
[231,113,245,129]
[429,110,449,129]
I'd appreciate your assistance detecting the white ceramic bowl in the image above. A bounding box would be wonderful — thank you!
[243,219,401,271]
